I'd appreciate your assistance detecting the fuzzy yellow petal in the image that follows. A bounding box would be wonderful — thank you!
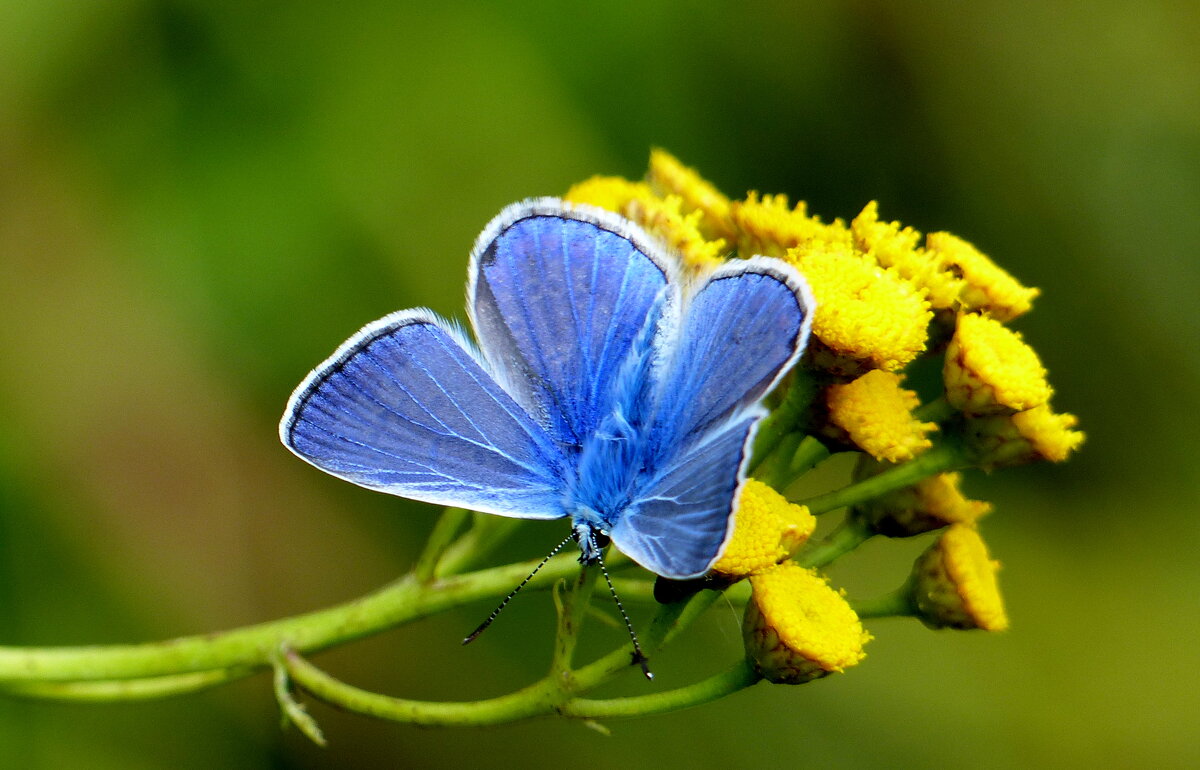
[624,193,727,272]
[944,313,1052,414]
[910,524,1008,631]
[712,480,815,579]
[852,202,964,310]
[730,192,853,259]
[966,404,1085,467]
[852,468,991,537]
[823,370,937,462]
[925,231,1039,321]
[563,176,653,213]
[647,149,735,242]
[743,564,870,683]
[788,244,931,373]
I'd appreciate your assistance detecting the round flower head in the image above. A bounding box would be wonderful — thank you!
[647,148,735,242]
[925,231,1039,321]
[944,312,1052,414]
[730,192,853,259]
[788,243,931,374]
[852,466,992,537]
[852,202,964,311]
[712,479,815,579]
[909,524,1008,631]
[966,403,1086,468]
[563,175,654,214]
[823,370,937,462]
[743,563,870,684]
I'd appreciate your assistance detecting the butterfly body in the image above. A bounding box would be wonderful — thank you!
[282,199,813,580]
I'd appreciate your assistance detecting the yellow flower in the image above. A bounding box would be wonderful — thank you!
[624,194,728,272]
[743,563,870,683]
[563,175,653,214]
[851,202,964,310]
[712,480,815,579]
[908,524,1008,631]
[730,192,853,259]
[852,467,992,537]
[823,370,937,462]
[925,231,1039,321]
[647,149,735,242]
[966,403,1086,467]
[788,243,932,373]
[944,313,1052,414]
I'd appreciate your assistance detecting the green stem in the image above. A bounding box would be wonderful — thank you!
[0,667,252,702]
[750,372,818,473]
[0,552,590,685]
[283,589,724,727]
[551,563,598,675]
[414,507,471,582]
[850,581,917,619]
[435,514,526,576]
[914,396,955,424]
[798,442,967,515]
[796,517,873,568]
[560,657,760,719]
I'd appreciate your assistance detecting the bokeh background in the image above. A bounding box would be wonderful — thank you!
[1,1,1196,768]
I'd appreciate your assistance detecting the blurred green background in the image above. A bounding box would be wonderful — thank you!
[1,1,1196,767]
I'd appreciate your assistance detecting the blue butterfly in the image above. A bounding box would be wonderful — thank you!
[280,198,813,581]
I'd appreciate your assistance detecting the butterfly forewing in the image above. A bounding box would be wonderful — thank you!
[281,310,568,519]
[470,201,675,446]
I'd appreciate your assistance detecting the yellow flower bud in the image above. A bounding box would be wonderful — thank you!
[823,370,937,462]
[788,243,931,374]
[712,480,815,579]
[924,232,1038,321]
[730,193,853,259]
[852,202,963,311]
[563,176,653,213]
[743,563,870,684]
[966,403,1085,467]
[909,524,1008,631]
[624,194,727,272]
[944,313,1052,414]
[852,466,991,537]
[647,149,735,242]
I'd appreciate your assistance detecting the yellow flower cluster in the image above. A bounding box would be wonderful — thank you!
[565,151,1082,682]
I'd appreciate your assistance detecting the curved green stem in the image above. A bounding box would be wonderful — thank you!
[0,551,596,685]
[850,581,917,619]
[750,372,819,473]
[560,657,760,719]
[414,507,471,582]
[0,667,253,702]
[915,396,955,424]
[796,517,873,568]
[798,442,967,515]
[283,589,724,727]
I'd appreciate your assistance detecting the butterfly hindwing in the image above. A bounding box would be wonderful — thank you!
[610,259,813,577]
[651,257,813,450]
[610,413,761,579]
[469,200,675,446]
[280,310,568,519]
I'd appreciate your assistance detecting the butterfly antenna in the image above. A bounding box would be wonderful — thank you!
[462,532,576,646]
[592,534,654,681]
